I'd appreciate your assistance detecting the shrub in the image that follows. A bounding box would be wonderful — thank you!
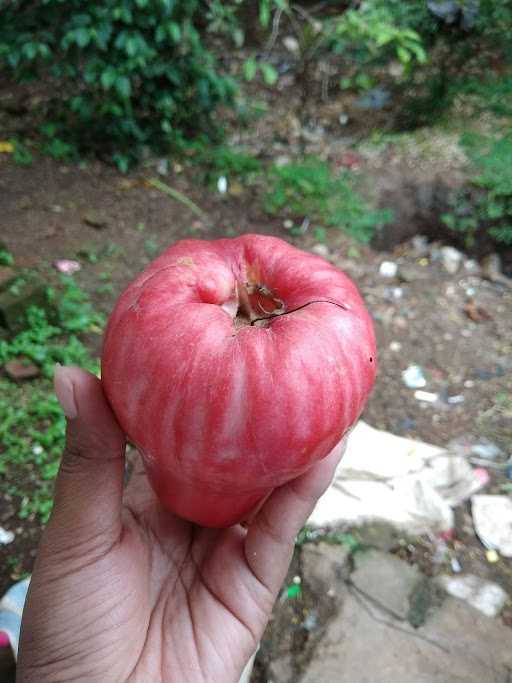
[0,0,238,169]
[442,134,512,247]
[263,158,392,243]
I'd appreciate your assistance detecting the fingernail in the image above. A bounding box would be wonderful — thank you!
[54,364,78,419]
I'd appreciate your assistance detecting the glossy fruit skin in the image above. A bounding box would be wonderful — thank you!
[101,234,376,527]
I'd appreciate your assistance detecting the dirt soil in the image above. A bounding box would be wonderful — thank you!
[1,102,512,678]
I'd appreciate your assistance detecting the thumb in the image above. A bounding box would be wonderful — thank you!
[48,365,126,547]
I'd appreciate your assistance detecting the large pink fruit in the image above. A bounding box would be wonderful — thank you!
[101,234,376,527]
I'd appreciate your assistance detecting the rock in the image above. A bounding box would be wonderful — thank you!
[282,36,299,54]
[411,235,430,257]
[379,261,398,278]
[300,593,512,682]
[436,574,508,618]
[355,87,391,111]
[301,543,351,597]
[268,654,294,683]
[351,550,421,620]
[0,527,15,545]
[471,495,512,557]
[310,422,490,537]
[464,259,481,275]
[82,210,108,229]
[441,246,463,274]
[481,253,511,286]
[4,358,40,381]
[354,522,402,552]
[311,244,330,258]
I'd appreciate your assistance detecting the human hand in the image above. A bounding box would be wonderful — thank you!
[17,366,343,683]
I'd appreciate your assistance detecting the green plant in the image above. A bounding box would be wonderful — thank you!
[264,158,392,243]
[442,134,512,247]
[329,5,427,71]
[0,1,238,168]
[0,246,14,266]
[9,138,34,166]
[188,143,262,186]
[0,277,102,522]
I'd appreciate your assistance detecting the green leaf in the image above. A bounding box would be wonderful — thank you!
[243,57,257,82]
[116,75,131,99]
[125,36,138,57]
[22,43,37,60]
[74,27,91,48]
[168,22,181,43]
[260,62,278,86]
[101,67,117,90]
[397,46,411,64]
[259,0,271,28]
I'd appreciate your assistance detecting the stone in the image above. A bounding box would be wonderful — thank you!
[436,574,508,618]
[300,593,512,682]
[267,654,294,683]
[301,543,351,597]
[4,358,40,381]
[311,244,330,258]
[354,522,401,552]
[351,550,421,620]
[82,210,108,229]
[309,421,486,536]
[379,260,398,278]
[0,527,15,545]
[471,495,512,557]
[441,246,463,275]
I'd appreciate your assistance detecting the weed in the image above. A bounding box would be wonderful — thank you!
[188,144,262,187]
[442,133,512,247]
[9,138,33,166]
[264,158,392,243]
[0,274,102,522]
[0,247,14,266]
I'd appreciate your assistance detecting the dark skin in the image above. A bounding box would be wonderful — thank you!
[17,366,343,682]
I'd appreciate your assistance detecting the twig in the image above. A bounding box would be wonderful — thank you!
[263,8,284,58]
[148,178,209,223]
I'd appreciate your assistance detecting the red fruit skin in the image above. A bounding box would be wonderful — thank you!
[101,234,376,527]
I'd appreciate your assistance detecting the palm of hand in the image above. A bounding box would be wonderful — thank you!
[17,368,342,683]
[110,463,273,682]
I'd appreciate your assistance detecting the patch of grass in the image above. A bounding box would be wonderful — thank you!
[456,74,512,118]
[187,143,263,187]
[0,275,102,523]
[442,133,512,247]
[263,158,392,243]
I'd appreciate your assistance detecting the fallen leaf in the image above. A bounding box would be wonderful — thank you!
[463,299,492,322]
[0,141,14,154]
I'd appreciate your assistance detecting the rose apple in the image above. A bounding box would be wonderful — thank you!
[101,234,376,527]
